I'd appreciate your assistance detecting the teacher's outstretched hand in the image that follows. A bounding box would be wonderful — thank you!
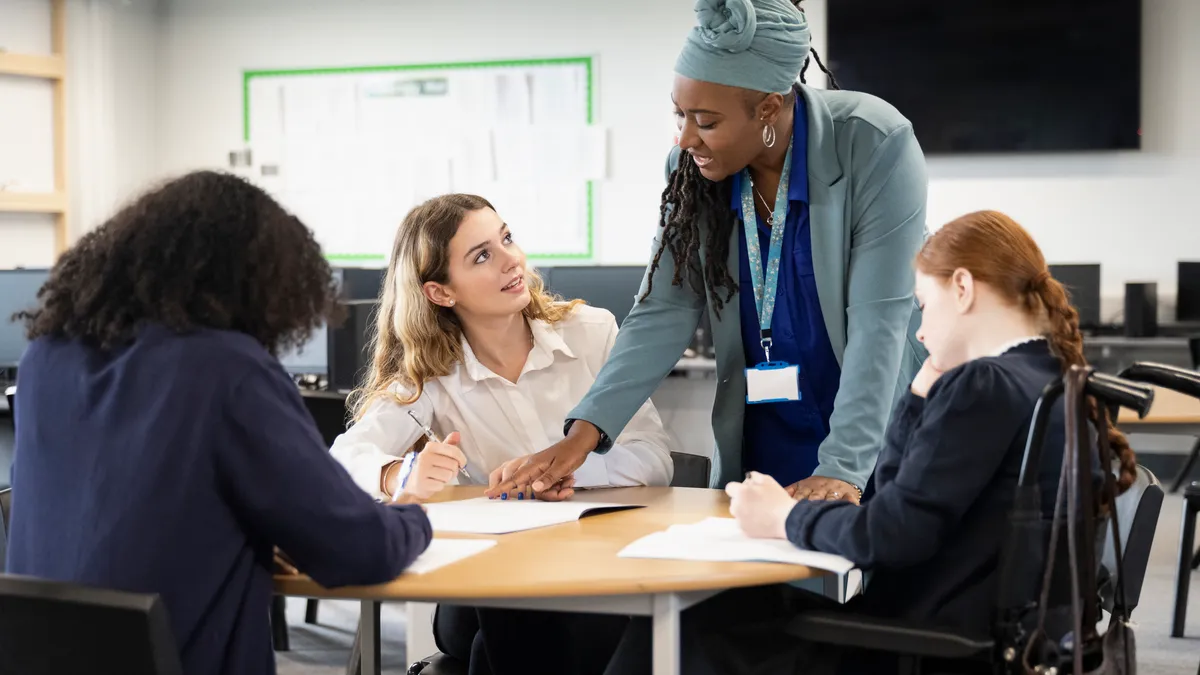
[483,421,600,500]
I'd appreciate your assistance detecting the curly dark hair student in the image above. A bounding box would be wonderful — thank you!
[18,170,340,355]
[641,15,840,316]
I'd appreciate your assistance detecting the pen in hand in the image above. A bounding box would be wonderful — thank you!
[407,410,472,482]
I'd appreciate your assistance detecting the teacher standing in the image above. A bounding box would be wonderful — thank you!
[488,0,927,502]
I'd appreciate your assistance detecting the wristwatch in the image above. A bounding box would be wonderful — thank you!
[563,419,613,455]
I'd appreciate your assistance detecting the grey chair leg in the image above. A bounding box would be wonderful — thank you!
[1174,498,1199,637]
[1170,438,1200,493]
[305,599,320,624]
[347,601,381,675]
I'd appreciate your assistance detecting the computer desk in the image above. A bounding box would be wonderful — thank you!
[1118,385,1200,491]
[274,486,826,675]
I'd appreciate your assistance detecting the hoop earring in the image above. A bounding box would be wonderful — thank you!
[762,123,776,148]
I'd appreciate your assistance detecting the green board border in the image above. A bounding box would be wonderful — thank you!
[242,56,596,262]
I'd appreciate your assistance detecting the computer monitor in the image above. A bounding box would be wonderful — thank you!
[339,267,386,301]
[0,269,50,367]
[278,323,328,375]
[1177,261,1200,322]
[541,266,647,326]
[1048,263,1101,329]
[278,268,344,376]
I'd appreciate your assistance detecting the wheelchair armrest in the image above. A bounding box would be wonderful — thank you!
[786,611,994,660]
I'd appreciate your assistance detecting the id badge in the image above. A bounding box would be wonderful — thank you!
[745,362,801,404]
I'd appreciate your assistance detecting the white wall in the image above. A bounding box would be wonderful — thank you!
[155,0,695,266]
[7,0,1193,312]
[0,0,159,268]
[0,0,59,268]
[154,0,1200,315]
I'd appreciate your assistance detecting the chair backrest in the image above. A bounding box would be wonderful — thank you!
[1101,465,1163,615]
[669,452,711,488]
[0,488,9,573]
[0,574,183,675]
[300,392,350,448]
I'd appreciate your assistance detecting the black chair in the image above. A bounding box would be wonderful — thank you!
[1163,342,1200,492]
[669,451,711,488]
[787,370,1155,674]
[1176,481,1200,638]
[272,392,352,650]
[1113,363,1200,636]
[0,574,184,675]
[1099,465,1163,617]
[407,652,466,675]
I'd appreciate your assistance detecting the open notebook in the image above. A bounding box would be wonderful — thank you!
[423,497,644,534]
[405,539,497,574]
[618,517,863,602]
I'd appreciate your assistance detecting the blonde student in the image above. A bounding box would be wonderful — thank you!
[329,193,673,675]
[330,193,673,499]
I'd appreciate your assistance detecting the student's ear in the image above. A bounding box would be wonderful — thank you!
[422,281,457,309]
[951,268,975,314]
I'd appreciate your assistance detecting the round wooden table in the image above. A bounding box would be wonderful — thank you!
[275,486,824,675]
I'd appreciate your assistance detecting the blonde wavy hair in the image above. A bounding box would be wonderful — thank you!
[350,194,581,420]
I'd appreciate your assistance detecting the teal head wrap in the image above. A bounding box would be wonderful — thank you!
[674,0,810,94]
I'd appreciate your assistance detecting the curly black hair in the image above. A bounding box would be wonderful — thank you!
[641,45,840,318]
[18,170,341,356]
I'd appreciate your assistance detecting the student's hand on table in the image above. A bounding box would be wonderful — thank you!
[399,432,468,500]
[785,476,861,504]
[487,456,577,501]
[273,548,300,576]
[726,472,795,539]
[910,357,946,398]
[484,422,598,500]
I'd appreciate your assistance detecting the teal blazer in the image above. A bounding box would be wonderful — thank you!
[570,85,929,489]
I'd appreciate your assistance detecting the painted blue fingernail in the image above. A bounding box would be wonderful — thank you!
[501,493,508,500]
[517,492,524,500]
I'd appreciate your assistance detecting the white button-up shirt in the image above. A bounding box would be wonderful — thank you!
[331,305,675,499]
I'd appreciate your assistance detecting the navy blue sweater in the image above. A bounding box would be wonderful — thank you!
[6,324,432,675]
[786,340,1068,636]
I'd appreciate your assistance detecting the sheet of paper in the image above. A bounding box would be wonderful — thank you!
[406,539,497,575]
[424,497,643,535]
[617,517,856,575]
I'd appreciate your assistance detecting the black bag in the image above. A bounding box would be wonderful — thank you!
[1017,367,1136,675]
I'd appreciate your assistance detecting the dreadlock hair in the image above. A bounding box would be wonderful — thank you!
[641,31,841,316]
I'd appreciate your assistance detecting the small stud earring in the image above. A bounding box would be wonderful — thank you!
[448,300,455,306]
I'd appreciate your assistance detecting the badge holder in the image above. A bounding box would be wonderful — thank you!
[745,335,801,404]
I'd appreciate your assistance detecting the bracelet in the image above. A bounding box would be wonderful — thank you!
[380,460,402,499]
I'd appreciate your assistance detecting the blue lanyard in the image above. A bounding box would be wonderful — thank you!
[739,135,793,364]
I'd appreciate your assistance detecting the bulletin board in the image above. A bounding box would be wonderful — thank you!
[240,56,599,263]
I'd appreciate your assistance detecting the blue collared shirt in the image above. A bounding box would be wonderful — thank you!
[734,94,842,487]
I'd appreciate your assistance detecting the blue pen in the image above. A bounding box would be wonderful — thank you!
[406,410,472,482]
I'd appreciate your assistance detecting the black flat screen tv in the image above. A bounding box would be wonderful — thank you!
[825,0,1141,154]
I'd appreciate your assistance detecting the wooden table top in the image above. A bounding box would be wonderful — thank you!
[274,487,820,601]
[1118,385,1200,426]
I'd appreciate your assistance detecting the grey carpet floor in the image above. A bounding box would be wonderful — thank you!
[276,494,1200,675]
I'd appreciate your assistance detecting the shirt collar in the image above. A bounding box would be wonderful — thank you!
[730,92,810,215]
[992,336,1047,357]
[459,318,576,390]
